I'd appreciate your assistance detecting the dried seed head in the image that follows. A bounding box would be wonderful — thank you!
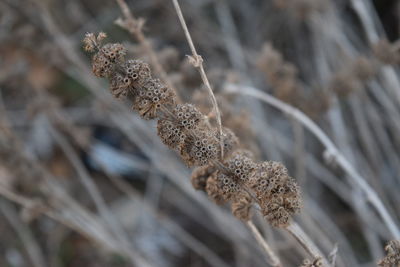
[157,119,186,149]
[216,171,241,201]
[373,40,400,65]
[174,103,204,131]
[378,240,400,267]
[83,32,107,52]
[91,43,126,78]
[231,192,253,221]
[300,258,324,267]
[179,129,220,166]
[206,173,227,205]
[225,151,256,183]
[124,59,151,86]
[132,78,176,120]
[109,72,132,99]
[191,164,216,191]
[249,161,301,227]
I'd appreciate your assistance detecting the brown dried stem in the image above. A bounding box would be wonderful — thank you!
[115,0,181,102]
[171,0,224,158]
[246,221,282,267]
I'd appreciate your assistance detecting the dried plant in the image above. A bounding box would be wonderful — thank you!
[378,240,400,267]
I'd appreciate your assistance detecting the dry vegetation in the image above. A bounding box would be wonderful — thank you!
[0,0,400,266]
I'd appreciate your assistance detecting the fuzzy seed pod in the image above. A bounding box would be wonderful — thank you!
[249,161,301,227]
[300,258,324,267]
[378,240,400,267]
[205,174,227,205]
[191,164,216,191]
[231,192,253,221]
[179,129,220,166]
[132,78,176,119]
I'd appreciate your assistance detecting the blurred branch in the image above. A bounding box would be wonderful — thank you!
[225,83,400,239]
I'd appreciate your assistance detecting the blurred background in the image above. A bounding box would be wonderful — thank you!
[0,0,399,266]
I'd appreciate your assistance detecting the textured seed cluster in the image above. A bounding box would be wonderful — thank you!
[85,33,302,228]
[133,78,175,119]
[92,43,126,78]
[249,161,301,227]
[378,240,400,267]
[157,104,204,149]
[179,129,220,167]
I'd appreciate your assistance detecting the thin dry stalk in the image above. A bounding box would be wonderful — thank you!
[171,0,224,158]
[286,222,329,265]
[246,221,282,267]
[225,83,400,239]
[0,201,47,267]
[115,0,180,102]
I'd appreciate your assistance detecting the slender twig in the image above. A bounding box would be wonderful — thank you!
[171,0,224,158]
[115,0,181,102]
[0,201,48,267]
[286,222,329,265]
[246,221,282,267]
[224,83,400,239]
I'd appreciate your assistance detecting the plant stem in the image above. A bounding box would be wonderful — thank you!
[171,0,224,159]
[247,221,282,267]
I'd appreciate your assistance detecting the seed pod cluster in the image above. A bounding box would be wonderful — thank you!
[249,161,301,227]
[378,240,400,267]
[85,33,301,228]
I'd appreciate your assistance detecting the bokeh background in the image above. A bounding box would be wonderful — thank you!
[0,0,399,266]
